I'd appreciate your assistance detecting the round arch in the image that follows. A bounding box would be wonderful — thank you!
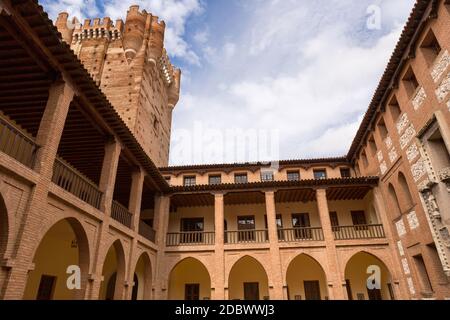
[168,257,211,300]
[23,217,90,300]
[344,251,394,300]
[131,252,152,300]
[228,255,269,300]
[286,254,328,300]
[99,240,126,300]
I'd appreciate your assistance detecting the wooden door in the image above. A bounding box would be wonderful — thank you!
[36,275,56,300]
[185,283,200,300]
[304,280,321,300]
[244,282,260,300]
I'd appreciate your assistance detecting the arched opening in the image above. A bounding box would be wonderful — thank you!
[99,240,126,300]
[23,218,90,300]
[228,256,269,300]
[132,253,152,300]
[388,183,401,218]
[168,258,211,300]
[398,172,414,211]
[286,254,328,300]
[344,252,394,300]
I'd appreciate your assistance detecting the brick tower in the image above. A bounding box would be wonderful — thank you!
[55,6,181,167]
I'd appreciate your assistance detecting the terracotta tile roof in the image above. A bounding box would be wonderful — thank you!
[346,0,437,162]
[169,176,379,193]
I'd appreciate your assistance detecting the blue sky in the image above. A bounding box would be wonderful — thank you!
[41,0,416,165]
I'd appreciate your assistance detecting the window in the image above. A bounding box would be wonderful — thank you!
[36,275,56,300]
[180,218,204,243]
[183,175,196,186]
[361,151,369,168]
[292,213,311,239]
[377,117,389,141]
[313,169,327,180]
[238,216,255,241]
[340,168,351,178]
[351,211,368,230]
[403,66,419,97]
[420,28,441,65]
[260,171,274,182]
[234,173,248,184]
[185,284,200,300]
[164,176,171,184]
[368,136,377,157]
[330,211,339,231]
[143,218,153,228]
[413,254,433,295]
[287,170,300,181]
[208,174,222,185]
[388,95,402,122]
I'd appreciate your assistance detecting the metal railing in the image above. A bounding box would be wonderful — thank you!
[111,200,133,228]
[166,231,215,246]
[278,227,324,242]
[52,158,102,209]
[333,224,386,240]
[139,221,156,243]
[0,116,39,168]
[225,230,269,244]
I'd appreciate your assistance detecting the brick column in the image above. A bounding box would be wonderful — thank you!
[2,80,74,299]
[265,191,284,300]
[124,168,144,299]
[129,167,144,231]
[153,195,171,299]
[98,138,121,215]
[316,188,346,300]
[213,192,225,300]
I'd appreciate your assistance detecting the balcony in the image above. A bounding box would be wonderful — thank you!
[225,230,269,244]
[166,231,215,246]
[52,157,102,209]
[111,200,132,228]
[0,116,39,168]
[333,224,386,240]
[138,221,156,243]
[278,227,324,242]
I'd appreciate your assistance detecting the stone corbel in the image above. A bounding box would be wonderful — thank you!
[438,167,450,183]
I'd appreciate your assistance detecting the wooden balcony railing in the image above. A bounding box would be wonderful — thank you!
[111,200,133,228]
[225,230,269,244]
[52,158,102,209]
[139,221,156,243]
[278,227,324,242]
[166,231,215,246]
[333,224,386,240]
[0,116,39,168]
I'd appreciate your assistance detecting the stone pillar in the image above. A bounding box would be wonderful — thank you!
[265,191,284,300]
[98,138,121,215]
[2,80,74,299]
[213,193,225,300]
[153,195,171,299]
[316,188,346,300]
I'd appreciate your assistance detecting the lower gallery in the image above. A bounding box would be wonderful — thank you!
[0,0,449,300]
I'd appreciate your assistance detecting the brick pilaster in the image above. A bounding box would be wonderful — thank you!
[213,192,225,300]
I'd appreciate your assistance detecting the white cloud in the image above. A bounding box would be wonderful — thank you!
[42,0,203,64]
[171,0,415,165]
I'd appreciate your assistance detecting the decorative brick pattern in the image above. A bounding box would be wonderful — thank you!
[397,241,405,256]
[412,87,426,110]
[377,150,384,163]
[396,219,406,237]
[431,50,450,82]
[389,147,398,163]
[396,113,409,135]
[385,136,393,149]
[402,258,411,275]
[411,158,427,182]
[400,125,416,150]
[380,161,387,175]
[407,277,416,295]
[406,143,419,163]
[407,211,419,230]
[436,72,450,102]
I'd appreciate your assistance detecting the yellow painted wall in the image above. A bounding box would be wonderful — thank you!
[168,258,211,300]
[99,245,118,300]
[345,252,392,300]
[286,254,328,300]
[133,255,148,300]
[168,206,215,233]
[165,165,353,186]
[228,256,269,300]
[23,220,79,300]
